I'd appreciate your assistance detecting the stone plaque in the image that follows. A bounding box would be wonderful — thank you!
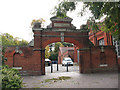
[61,32,64,42]
[54,23,70,27]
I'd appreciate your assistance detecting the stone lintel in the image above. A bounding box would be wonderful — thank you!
[32,28,44,31]
[33,34,89,37]
[34,28,89,32]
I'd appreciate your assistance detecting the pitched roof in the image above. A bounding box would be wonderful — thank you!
[28,39,34,46]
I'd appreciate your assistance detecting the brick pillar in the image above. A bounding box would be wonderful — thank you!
[79,51,84,73]
[79,48,91,73]
[33,30,42,48]
[41,49,45,75]
[32,25,45,75]
[33,31,41,75]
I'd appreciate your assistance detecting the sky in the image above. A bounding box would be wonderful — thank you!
[0,0,91,42]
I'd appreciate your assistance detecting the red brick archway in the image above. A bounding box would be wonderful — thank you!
[4,16,118,75]
[32,16,90,75]
[43,37,83,49]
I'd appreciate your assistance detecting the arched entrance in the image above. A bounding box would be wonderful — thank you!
[13,53,21,67]
[4,16,117,76]
[32,16,90,75]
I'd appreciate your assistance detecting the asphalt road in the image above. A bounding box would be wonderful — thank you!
[22,64,119,88]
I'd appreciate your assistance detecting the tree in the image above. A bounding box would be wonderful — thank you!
[45,45,50,59]
[82,2,119,40]
[2,33,28,47]
[54,42,64,53]
[48,42,75,60]
[52,1,120,40]
[19,40,28,46]
[2,33,14,46]
[49,51,58,61]
[52,0,76,18]
[61,42,73,47]
[49,42,64,61]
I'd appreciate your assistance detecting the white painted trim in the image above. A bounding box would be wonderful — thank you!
[99,64,108,67]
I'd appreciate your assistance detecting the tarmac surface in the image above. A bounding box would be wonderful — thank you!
[22,64,119,88]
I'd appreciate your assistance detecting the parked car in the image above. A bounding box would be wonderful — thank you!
[62,57,73,66]
[52,61,58,64]
[45,59,51,66]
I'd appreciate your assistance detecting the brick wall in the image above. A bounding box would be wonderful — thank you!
[79,46,118,73]
[89,30,112,46]
[5,46,118,75]
[5,46,42,75]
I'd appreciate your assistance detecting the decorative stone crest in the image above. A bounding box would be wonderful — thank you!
[47,16,76,30]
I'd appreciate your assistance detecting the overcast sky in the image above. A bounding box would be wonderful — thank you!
[0,0,91,42]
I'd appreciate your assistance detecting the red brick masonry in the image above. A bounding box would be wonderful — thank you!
[5,46,42,75]
[4,16,119,75]
[5,46,118,75]
[79,46,118,73]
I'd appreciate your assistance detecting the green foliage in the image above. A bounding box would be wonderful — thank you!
[52,1,119,40]
[45,45,50,59]
[49,42,64,61]
[49,42,74,61]
[54,42,64,53]
[2,33,28,47]
[52,0,76,18]
[88,20,99,32]
[2,33,14,46]
[18,40,28,46]
[2,55,7,65]
[49,51,58,61]
[1,65,23,89]
[1,46,7,65]
[83,2,119,40]
[62,42,73,47]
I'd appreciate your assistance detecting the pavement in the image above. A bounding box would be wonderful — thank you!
[22,64,119,88]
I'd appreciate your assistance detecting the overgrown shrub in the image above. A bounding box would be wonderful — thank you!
[1,65,23,89]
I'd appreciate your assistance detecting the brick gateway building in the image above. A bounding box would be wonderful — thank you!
[58,46,78,64]
[4,16,118,75]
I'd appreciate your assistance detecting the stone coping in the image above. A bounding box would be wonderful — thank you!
[12,67,22,70]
